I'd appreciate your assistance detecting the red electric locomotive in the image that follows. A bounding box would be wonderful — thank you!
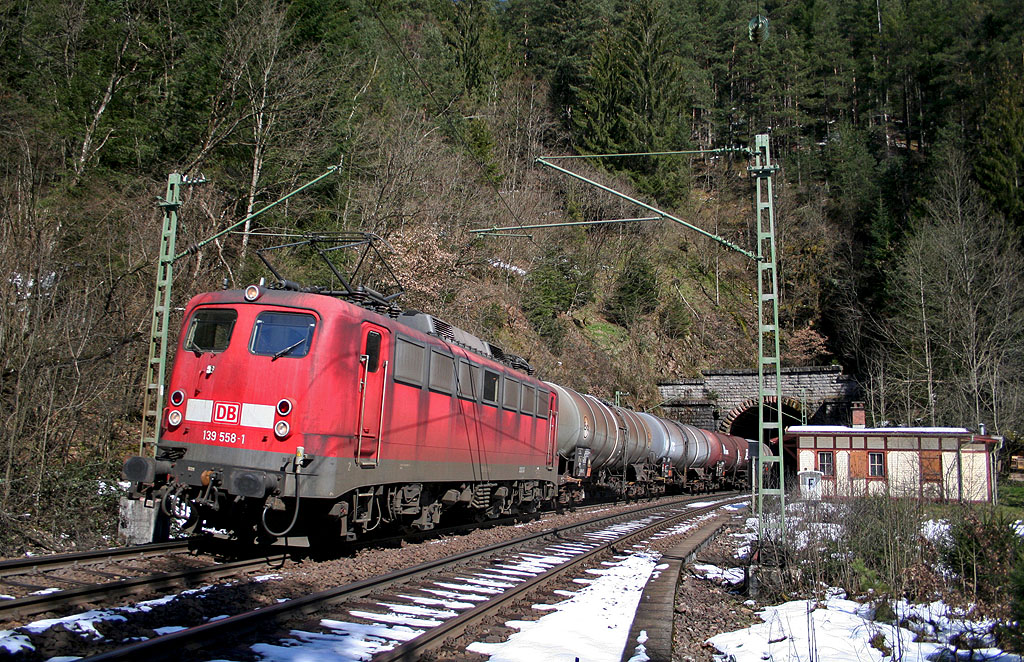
[123,283,559,544]
[122,236,755,545]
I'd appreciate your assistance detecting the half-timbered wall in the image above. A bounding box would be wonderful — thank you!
[790,426,995,503]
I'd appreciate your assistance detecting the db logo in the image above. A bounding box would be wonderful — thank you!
[213,402,241,425]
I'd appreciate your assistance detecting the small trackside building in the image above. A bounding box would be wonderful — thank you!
[785,425,999,503]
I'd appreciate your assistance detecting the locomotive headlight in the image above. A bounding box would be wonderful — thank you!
[167,410,183,427]
[276,398,293,416]
[244,284,261,301]
[169,389,185,406]
[274,420,290,438]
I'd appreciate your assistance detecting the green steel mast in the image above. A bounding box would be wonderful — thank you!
[139,167,339,456]
[531,133,786,541]
[749,135,786,544]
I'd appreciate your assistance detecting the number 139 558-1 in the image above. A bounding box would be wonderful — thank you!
[202,430,245,444]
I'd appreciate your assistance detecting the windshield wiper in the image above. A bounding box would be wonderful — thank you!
[271,338,306,361]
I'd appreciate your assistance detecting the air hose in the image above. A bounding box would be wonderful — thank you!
[261,446,305,537]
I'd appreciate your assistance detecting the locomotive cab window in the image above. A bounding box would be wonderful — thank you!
[185,308,237,353]
[250,311,316,358]
[482,370,500,405]
[363,331,382,372]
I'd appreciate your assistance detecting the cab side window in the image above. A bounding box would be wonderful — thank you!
[364,331,382,372]
[536,390,550,419]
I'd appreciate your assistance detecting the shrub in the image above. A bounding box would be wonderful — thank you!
[869,631,892,656]
[658,297,691,339]
[605,254,657,326]
[941,506,1023,605]
[521,249,593,348]
[1005,554,1024,652]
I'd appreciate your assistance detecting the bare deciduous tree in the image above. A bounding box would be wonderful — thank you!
[875,145,1024,432]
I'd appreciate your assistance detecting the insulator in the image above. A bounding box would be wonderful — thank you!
[748,15,769,44]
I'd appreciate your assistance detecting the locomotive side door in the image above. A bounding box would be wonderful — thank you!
[356,323,390,467]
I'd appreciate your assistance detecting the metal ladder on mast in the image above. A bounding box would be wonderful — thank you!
[750,135,786,544]
[139,174,182,456]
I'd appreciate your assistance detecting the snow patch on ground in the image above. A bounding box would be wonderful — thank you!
[704,511,1021,662]
[693,563,745,585]
[245,622,423,662]
[895,600,999,646]
[0,631,33,655]
[707,596,1023,662]
[625,629,650,662]
[466,551,661,661]
[0,584,218,649]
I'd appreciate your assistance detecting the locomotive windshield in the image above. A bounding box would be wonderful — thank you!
[250,311,316,359]
[184,308,237,353]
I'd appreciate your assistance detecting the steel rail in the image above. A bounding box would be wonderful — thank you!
[0,540,194,579]
[81,493,741,662]
[0,554,284,622]
[0,496,667,621]
[373,497,743,661]
[348,494,671,551]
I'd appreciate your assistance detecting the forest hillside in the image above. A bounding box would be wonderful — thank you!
[1,0,1023,549]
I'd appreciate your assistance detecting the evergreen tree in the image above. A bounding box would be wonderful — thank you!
[606,252,658,327]
[522,248,594,347]
[975,74,1024,229]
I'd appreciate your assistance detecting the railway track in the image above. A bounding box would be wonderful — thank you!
[0,539,287,623]
[0,494,649,624]
[0,540,193,580]
[77,493,743,661]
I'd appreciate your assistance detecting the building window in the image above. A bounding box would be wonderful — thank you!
[868,452,885,477]
[817,451,834,477]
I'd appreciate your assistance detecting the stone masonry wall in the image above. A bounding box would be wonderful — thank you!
[658,366,861,432]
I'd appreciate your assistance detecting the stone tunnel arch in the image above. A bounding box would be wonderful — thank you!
[721,396,804,440]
